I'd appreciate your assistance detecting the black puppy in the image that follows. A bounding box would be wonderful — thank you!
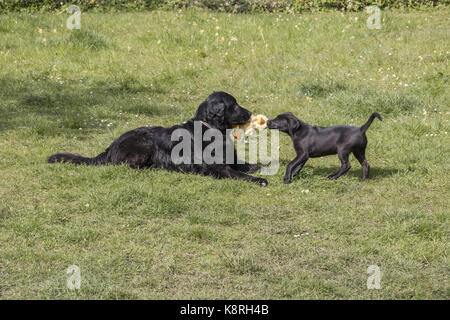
[49,91,267,186]
[267,112,382,183]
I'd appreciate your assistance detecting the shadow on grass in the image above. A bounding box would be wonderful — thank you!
[0,74,185,135]
[297,78,427,117]
[277,159,402,181]
[310,166,401,180]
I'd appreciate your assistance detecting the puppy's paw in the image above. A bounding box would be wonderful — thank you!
[255,178,268,186]
[327,174,337,180]
[283,178,292,184]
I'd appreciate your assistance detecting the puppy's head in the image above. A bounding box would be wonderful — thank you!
[194,91,251,130]
[267,112,301,136]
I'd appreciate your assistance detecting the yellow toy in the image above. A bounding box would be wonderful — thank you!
[232,114,268,139]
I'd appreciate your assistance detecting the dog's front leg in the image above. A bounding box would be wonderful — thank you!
[218,165,268,186]
[231,162,261,173]
[284,154,308,184]
[230,145,260,173]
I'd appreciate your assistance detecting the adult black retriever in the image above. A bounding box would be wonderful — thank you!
[48,91,268,186]
[267,112,382,183]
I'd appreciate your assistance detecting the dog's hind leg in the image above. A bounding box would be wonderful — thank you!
[353,150,370,180]
[127,153,151,169]
[328,152,351,180]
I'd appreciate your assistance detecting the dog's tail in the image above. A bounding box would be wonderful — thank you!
[48,150,109,166]
[360,112,382,133]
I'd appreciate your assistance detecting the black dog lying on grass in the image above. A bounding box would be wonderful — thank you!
[48,91,268,186]
[267,112,382,183]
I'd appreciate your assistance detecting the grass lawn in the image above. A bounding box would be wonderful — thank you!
[0,8,448,299]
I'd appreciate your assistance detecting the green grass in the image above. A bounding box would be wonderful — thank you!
[0,8,449,299]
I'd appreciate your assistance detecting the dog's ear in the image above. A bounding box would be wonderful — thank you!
[207,101,226,130]
[194,101,209,121]
[194,100,226,130]
[287,115,300,136]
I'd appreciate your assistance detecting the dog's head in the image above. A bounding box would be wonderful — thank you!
[267,112,301,136]
[194,91,252,131]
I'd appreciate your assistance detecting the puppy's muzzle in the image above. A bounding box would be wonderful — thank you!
[267,119,277,129]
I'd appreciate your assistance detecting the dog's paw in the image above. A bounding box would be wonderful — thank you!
[255,178,268,186]
[327,174,337,180]
[283,178,292,184]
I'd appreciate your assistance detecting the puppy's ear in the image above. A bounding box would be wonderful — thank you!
[288,126,294,136]
[287,116,300,136]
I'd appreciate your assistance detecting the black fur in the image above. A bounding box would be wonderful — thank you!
[267,112,382,183]
[48,92,267,186]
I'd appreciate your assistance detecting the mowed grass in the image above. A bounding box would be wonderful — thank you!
[0,8,449,299]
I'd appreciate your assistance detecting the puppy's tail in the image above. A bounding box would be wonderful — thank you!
[360,112,382,133]
[48,150,109,166]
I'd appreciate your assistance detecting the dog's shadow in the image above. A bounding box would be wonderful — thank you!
[277,159,401,181]
[311,166,401,180]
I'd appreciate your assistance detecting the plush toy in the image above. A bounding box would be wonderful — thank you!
[232,114,268,140]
